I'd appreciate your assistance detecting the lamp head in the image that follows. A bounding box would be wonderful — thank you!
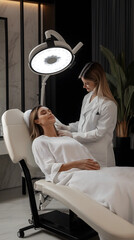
[28,30,83,75]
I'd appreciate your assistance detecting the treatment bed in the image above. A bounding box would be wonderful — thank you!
[2,109,134,240]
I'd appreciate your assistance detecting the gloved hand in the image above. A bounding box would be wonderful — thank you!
[58,130,73,138]
[55,122,70,131]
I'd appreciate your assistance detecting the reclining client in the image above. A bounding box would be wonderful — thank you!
[29,105,100,184]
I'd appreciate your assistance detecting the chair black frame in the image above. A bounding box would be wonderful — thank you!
[18,159,97,239]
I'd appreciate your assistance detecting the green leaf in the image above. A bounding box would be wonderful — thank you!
[117,51,126,72]
[106,73,117,88]
[100,45,134,130]
[130,94,134,116]
[100,45,127,89]
[106,73,119,100]
[126,61,134,86]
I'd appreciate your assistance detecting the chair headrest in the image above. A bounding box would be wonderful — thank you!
[2,109,43,178]
[23,109,32,127]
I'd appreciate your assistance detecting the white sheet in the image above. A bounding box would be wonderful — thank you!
[55,167,134,224]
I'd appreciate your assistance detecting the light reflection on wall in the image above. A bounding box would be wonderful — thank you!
[0,0,43,110]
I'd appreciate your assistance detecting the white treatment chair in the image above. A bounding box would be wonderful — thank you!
[2,109,134,240]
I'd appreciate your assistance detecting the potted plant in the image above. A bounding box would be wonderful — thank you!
[100,45,134,150]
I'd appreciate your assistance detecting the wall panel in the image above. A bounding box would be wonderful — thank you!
[0,0,44,112]
[0,0,21,110]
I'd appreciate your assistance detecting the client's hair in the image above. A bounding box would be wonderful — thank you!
[29,105,44,140]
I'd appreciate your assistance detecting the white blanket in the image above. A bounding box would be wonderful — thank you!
[55,167,134,224]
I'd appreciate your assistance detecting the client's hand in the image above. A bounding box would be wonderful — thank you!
[78,159,100,170]
[58,130,73,138]
[59,159,100,172]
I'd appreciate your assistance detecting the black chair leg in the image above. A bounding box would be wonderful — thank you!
[22,176,26,195]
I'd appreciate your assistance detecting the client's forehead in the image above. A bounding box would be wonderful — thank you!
[39,106,48,112]
[41,106,48,110]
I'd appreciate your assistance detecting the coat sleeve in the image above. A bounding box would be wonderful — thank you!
[69,121,79,132]
[32,138,63,182]
[72,101,117,143]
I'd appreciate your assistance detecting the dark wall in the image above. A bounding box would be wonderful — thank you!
[46,0,92,124]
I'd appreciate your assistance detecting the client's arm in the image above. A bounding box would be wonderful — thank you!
[59,159,100,172]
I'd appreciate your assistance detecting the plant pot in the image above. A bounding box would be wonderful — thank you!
[115,137,130,149]
[114,137,133,166]
[130,133,134,150]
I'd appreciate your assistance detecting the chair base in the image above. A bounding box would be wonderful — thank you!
[17,210,97,239]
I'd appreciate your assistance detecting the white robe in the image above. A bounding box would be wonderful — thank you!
[32,135,95,182]
[69,92,117,167]
[32,135,134,225]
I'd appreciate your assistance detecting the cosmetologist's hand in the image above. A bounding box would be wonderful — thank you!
[58,130,73,138]
[55,122,70,131]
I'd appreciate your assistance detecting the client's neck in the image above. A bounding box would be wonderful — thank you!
[43,125,57,137]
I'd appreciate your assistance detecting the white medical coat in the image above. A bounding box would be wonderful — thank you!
[69,92,117,167]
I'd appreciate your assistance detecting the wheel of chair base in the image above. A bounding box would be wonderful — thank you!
[17,230,24,238]
[28,218,33,224]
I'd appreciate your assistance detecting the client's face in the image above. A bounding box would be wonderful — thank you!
[36,106,55,126]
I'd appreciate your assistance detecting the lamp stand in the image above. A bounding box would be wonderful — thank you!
[40,75,49,105]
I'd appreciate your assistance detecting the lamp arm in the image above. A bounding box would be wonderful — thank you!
[41,75,50,105]
[45,29,66,42]
[72,42,83,54]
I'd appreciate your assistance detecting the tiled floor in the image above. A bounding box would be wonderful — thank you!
[0,187,99,240]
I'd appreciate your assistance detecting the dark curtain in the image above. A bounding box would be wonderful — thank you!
[91,0,134,70]
[91,0,134,143]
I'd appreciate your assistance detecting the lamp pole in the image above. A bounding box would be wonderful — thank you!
[40,75,49,105]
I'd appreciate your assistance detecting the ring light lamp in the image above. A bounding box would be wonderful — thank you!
[28,29,83,104]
